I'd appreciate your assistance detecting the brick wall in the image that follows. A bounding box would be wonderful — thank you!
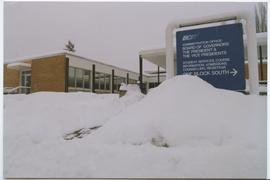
[4,65,20,88]
[31,55,67,92]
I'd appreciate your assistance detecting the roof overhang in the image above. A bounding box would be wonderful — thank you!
[139,48,171,69]
[7,63,31,71]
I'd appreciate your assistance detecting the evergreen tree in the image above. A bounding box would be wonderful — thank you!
[64,40,76,52]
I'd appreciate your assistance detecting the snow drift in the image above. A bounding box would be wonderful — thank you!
[119,83,145,106]
[4,75,266,178]
[93,75,266,148]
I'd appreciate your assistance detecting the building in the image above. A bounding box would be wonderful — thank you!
[4,52,165,94]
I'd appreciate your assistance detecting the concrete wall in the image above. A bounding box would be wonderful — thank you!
[31,55,67,92]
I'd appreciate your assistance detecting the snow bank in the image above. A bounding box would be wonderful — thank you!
[93,76,266,147]
[4,92,120,141]
[119,83,144,106]
[88,75,266,177]
[4,91,143,166]
[4,75,266,178]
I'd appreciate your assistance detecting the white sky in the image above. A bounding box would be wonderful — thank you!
[4,2,257,72]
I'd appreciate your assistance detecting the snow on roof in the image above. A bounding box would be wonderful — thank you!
[4,50,67,64]
[7,62,31,70]
[4,50,143,76]
[7,62,31,68]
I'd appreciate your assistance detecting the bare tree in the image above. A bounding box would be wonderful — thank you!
[255,2,267,33]
[64,40,76,52]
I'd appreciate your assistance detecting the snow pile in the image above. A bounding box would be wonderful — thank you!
[93,76,266,148]
[119,83,144,106]
[4,75,267,178]
[88,75,266,177]
[4,91,143,153]
[119,83,140,91]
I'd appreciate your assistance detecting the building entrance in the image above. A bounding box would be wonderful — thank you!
[20,70,31,93]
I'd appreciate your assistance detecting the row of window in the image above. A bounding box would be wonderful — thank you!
[69,67,91,90]
[68,67,138,92]
[95,72,111,91]
[129,79,138,84]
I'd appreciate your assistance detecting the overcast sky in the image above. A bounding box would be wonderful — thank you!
[4,2,257,72]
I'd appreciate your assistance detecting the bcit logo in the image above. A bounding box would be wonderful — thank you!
[182,34,198,41]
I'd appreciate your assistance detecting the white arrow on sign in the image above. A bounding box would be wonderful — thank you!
[230,68,238,76]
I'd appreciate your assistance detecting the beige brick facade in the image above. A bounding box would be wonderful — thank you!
[4,64,20,88]
[31,55,67,92]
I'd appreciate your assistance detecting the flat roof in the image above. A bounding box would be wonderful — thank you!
[4,51,150,77]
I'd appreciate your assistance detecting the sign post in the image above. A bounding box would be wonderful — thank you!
[166,11,259,94]
[176,23,245,91]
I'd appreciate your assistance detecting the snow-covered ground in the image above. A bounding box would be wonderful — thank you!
[4,75,267,178]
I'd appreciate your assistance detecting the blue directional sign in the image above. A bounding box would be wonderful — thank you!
[176,23,245,91]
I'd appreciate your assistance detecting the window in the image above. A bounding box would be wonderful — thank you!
[68,66,91,91]
[117,77,122,90]
[83,70,90,89]
[20,70,31,94]
[68,67,75,87]
[113,76,118,91]
[95,72,100,90]
[105,74,111,90]
[100,73,105,90]
[94,72,111,91]
[129,79,138,84]
[76,69,83,88]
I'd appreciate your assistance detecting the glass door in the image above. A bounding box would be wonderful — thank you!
[21,70,31,93]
